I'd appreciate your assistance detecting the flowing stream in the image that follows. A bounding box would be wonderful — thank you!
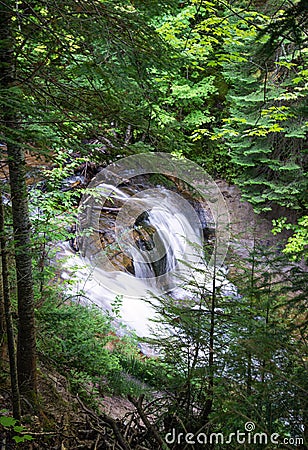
[58,180,234,344]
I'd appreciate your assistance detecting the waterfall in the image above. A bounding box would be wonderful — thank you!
[108,186,204,292]
[59,173,233,342]
[57,183,207,336]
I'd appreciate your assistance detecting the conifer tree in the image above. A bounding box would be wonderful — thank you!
[217,5,307,213]
[0,0,178,406]
[145,241,307,447]
[0,0,37,399]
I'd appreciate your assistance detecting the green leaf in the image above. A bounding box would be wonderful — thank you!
[23,434,34,441]
[0,416,17,427]
[13,425,26,433]
[13,435,34,443]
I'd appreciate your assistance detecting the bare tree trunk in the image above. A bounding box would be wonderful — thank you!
[0,257,5,365]
[8,142,37,398]
[0,1,37,400]
[202,244,217,424]
[0,193,21,420]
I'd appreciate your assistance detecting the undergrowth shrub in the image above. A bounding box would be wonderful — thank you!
[36,297,172,402]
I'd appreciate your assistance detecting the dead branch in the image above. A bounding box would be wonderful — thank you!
[76,394,131,450]
[128,394,165,448]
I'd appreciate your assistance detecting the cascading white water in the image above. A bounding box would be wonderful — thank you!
[59,152,232,343]
[59,182,236,347]
[59,183,208,339]
[114,187,204,290]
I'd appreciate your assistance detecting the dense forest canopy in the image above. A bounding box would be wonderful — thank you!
[0,0,307,448]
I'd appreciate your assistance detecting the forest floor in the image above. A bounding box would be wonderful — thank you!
[0,358,138,449]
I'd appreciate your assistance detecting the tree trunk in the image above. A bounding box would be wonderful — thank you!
[7,142,37,398]
[202,244,217,424]
[0,1,37,399]
[0,193,21,420]
[0,257,5,365]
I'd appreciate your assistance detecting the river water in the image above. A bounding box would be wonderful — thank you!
[57,179,235,343]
